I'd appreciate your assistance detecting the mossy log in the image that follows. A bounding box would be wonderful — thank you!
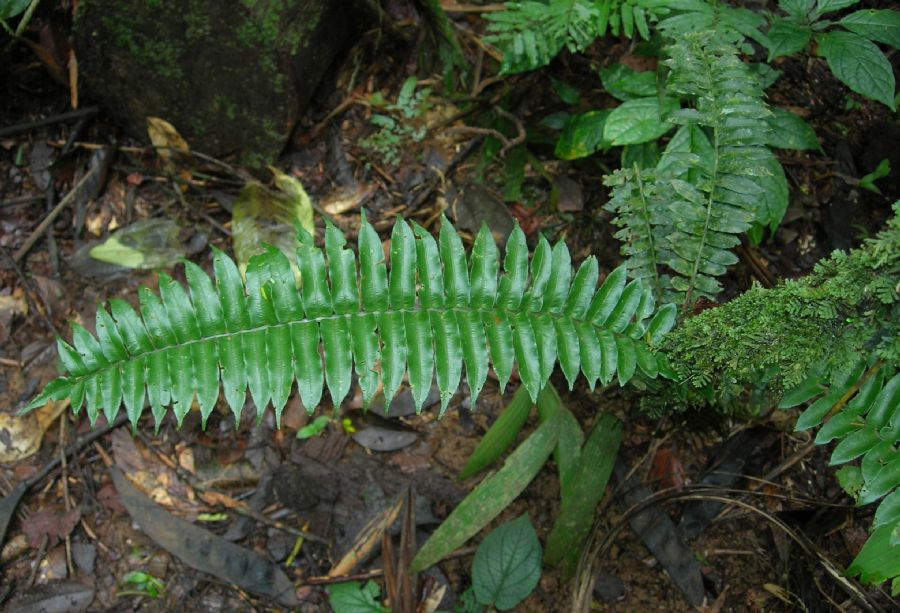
[74,0,352,166]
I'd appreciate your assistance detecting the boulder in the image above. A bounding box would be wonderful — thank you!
[74,0,352,165]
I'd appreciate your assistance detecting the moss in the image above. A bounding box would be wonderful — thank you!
[663,204,900,397]
[101,13,184,80]
[213,94,238,121]
[184,10,212,39]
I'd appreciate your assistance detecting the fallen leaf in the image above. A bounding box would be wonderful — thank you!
[147,116,189,168]
[88,218,204,270]
[23,507,82,548]
[232,166,315,276]
[649,445,686,491]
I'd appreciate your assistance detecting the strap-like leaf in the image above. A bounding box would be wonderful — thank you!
[25,216,675,430]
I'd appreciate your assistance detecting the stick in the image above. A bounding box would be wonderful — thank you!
[0,107,98,138]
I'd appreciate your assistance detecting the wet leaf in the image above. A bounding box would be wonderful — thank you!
[232,167,315,276]
[88,219,200,270]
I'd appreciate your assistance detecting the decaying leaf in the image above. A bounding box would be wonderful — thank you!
[0,399,67,464]
[232,166,315,276]
[23,507,82,548]
[146,116,189,168]
[88,219,205,270]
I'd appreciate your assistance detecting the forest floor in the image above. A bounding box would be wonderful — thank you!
[1,2,898,612]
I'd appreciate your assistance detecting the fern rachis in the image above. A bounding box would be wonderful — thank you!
[26,215,677,431]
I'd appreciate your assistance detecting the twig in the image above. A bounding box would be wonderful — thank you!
[59,415,75,577]
[13,152,109,262]
[737,240,776,288]
[445,106,526,157]
[0,195,43,208]
[444,106,525,156]
[441,3,506,12]
[578,489,882,613]
[306,96,365,141]
[0,106,98,139]
[22,415,129,491]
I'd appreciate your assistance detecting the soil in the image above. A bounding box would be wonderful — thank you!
[0,2,898,612]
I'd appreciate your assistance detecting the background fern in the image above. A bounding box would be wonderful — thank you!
[485,0,660,74]
[26,216,677,431]
[604,30,786,306]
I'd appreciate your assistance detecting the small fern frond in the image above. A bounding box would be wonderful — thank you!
[605,31,779,307]
[25,216,677,431]
[485,0,659,74]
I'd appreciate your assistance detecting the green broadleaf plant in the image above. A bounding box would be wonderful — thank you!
[763,0,899,110]
[471,515,542,610]
[24,215,676,432]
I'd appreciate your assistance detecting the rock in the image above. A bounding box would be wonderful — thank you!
[74,0,353,166]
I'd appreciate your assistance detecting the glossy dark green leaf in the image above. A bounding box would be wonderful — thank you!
[766,108,820,150]
[405,310,434,412]
[603,97,678,146]
[497,224,528,311]
[555,111,612,160]
[358,214,389,311]
[27,216,669,427]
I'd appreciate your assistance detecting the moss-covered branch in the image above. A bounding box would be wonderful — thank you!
[662,203,899,398]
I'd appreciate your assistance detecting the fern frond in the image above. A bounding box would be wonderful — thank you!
[605,31,778,306]
[782,361,900,590]
[485,0,659,74]
[25,216,677,431]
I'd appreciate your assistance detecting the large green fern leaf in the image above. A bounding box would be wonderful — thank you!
[25,216,677,431]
